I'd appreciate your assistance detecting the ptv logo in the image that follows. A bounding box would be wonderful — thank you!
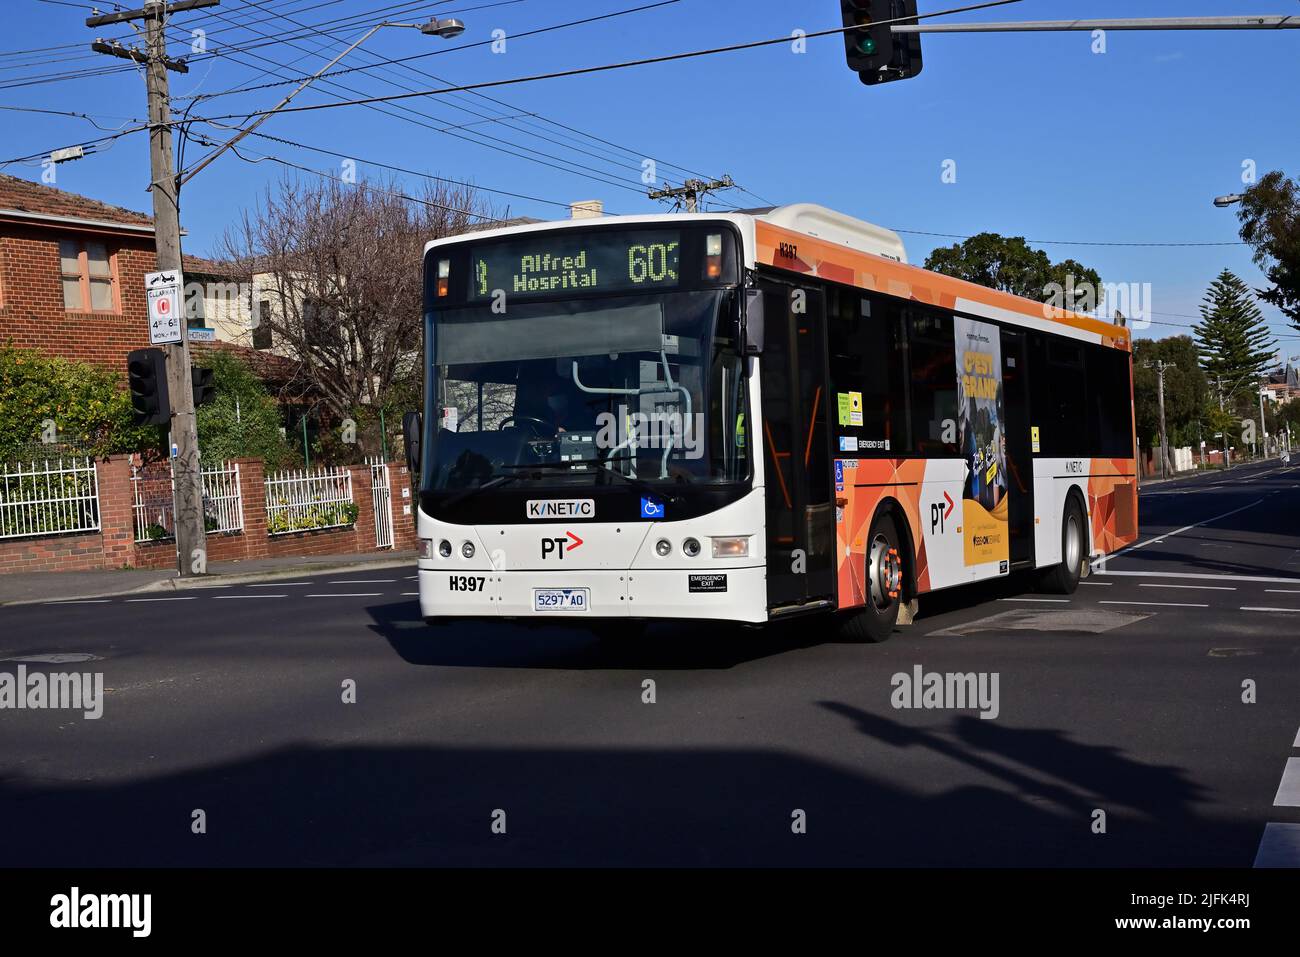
[930,491,955,534]
[541,531,584,560]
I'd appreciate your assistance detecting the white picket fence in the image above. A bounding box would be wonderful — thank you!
[131,461,244,543]
[265,466,355,536]
[0,458,100,540]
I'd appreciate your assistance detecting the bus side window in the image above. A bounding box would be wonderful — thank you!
[906,310,959,456]
[826,287,909,454]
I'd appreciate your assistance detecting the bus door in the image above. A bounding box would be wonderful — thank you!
[1000,328,1034,567]
[758,281,835,608]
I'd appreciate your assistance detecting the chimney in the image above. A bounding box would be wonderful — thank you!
[570,199,603,220]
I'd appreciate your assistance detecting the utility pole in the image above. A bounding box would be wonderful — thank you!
[89,0,217,576]
[1144,360,1173,479]
[649,176,736,213]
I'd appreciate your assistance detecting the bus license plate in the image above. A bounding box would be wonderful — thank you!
[533,588,589,612]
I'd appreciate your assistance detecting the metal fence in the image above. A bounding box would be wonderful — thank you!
[0,458,100,540]
[132,461,244,543]
[367,457,394,549]
[265,466,355,536]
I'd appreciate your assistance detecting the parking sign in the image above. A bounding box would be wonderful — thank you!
[146,270,184,345]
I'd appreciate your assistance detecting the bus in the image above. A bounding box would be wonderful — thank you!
[407,203,1137,641]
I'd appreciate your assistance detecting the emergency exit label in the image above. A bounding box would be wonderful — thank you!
[145,270,184,345]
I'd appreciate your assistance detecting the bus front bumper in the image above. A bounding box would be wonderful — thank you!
[418,565,767,624]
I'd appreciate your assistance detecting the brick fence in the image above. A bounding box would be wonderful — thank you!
[0,456,417,574]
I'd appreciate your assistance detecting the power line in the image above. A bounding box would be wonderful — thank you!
[895,227,1247,247]
[177,0,1025,124]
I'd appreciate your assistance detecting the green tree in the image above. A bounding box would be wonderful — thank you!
[195,350,291,467]
[0,344,161,462]
[1132,336,1210,452]
[1236,170,1300,327]
[923,233,1104,309]
[1191,269,1277,410]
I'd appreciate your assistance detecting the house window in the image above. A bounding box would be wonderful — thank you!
[253,300,272,349]
[59,239,117,312]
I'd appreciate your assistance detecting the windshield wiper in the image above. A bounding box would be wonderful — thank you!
[440,474,519,509]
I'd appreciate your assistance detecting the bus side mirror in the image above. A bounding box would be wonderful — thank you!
[743,288,765,355]
[402,411,422,473]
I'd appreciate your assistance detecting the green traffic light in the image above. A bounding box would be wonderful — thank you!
[857,36,876,55]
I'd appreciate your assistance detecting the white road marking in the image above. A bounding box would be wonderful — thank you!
[1099,570,1300,585]
[1294,725,1300,748]
[214,594,287,599]
[249,582,310,587]
[125,597,197,602]
[1139,583,1236,591]
[1241,606,1300,613]
[997,597,1070,603]
[1265,589,1300,594]
[1078,581,1112,586]
[329,579,396,584]
[1274,759,1300,807]
[1100,497,1265,562]
[401,592,419,596]
[1099,600,1208,608]
[1255,823,1300,867]
[306,593,382,598]
[43,599,111,605]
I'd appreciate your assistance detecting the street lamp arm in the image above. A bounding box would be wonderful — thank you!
[177,21,426,187]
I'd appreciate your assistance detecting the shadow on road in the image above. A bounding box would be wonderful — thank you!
[0,706,1253,867]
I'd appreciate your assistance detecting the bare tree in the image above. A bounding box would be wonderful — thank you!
[221,175,499,455]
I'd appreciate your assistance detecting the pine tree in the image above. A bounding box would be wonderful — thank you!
[1192,269,1277,409]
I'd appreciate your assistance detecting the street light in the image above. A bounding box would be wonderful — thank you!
[180,17,467,185]
[1213,193,1243,207]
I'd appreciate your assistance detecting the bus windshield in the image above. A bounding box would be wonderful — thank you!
[426,289,750,491]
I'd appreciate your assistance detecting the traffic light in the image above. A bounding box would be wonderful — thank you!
[126,348,171,426]
[191,366,215,407]
[841,0,923,86]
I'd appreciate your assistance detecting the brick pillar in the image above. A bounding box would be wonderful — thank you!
[390,462,418,550]
[97,457,141,570]
[238,457,270,559]
[349,463,375,553]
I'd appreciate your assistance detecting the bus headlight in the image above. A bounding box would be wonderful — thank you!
[682,537,701,558]
[439,540,453,558]
[655,538,672,557]
[461,541,476,559]
[711,536,749,558]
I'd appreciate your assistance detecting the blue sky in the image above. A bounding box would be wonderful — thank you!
[3,0,1299,355]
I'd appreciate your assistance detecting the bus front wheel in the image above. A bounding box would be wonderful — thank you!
[838,513,903,643]
[1037,498,1086,594]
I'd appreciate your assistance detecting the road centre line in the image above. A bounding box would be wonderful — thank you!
[1099,600,1209,608]
[1265,589,1300,594]
[329,579,396,584]
[1098,570,1300,585]
[1078,581,1111,586]
[1254,823,1300,868]
[1139,583,1236,591]
[1274,759,1300,807]
[214,594,287,599]
[1099,497,1265,562]
[998,597,1070,603]
[125,597,197,602]
[249,582,310,587]
[1241,606,1300,613]
[306,593,382,598]
[43,599,111,605]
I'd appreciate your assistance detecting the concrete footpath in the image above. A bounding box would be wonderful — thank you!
[0,550,417,606]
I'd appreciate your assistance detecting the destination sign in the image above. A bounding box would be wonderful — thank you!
[470,230,681,299]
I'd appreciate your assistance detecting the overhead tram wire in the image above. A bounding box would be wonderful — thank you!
[180,0,723,192]
[178,0,1027,125]
[890,227,1248,248]
[176,5,685,198]
[223,0,712,190]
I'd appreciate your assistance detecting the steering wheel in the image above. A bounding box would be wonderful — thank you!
[498,415,552,436]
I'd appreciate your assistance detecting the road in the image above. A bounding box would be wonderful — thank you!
[2,460,1298,867]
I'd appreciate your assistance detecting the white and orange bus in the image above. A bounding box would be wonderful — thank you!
[408,204,1137,640]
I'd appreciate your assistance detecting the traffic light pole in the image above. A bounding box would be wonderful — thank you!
[91,0,210,575]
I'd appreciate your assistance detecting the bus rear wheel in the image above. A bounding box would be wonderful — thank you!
[838,513,904,643]
[1037,498,1086,594]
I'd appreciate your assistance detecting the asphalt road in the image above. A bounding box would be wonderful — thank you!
[2,460,1298,867]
